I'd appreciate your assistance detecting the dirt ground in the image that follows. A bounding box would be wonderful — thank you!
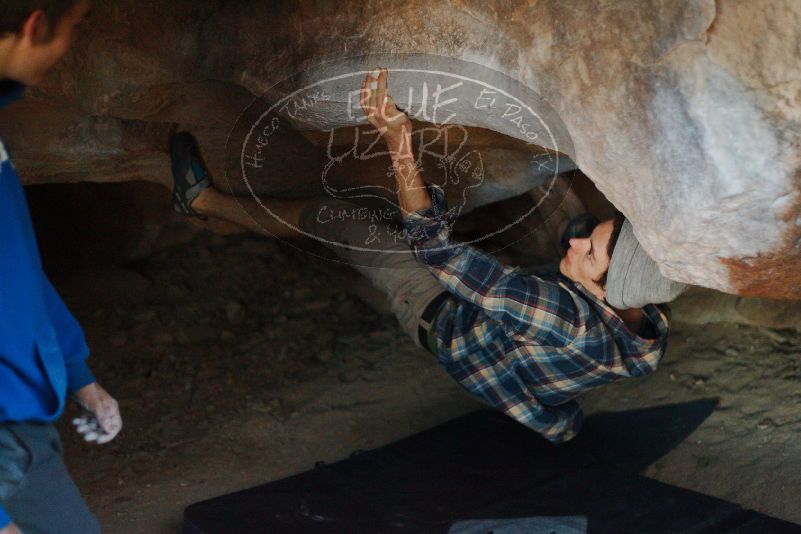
[52,231,801,534]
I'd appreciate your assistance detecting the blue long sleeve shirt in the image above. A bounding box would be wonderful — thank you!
[0,80,95,527]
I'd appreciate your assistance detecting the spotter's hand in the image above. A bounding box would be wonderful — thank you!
[72,382,122,445]
[360,67,411,146]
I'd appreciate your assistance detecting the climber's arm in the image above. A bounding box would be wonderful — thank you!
[359,67,431,215]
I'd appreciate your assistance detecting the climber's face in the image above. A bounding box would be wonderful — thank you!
[1,0,91,85]
[559,219,614,300]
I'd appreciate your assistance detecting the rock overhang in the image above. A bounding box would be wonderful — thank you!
[0,0,798,298]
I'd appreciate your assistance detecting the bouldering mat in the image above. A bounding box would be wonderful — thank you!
[183,401,800,533]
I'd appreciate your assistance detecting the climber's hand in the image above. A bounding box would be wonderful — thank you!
[360,67,411,148]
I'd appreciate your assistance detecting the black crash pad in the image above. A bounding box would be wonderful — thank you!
[183,401,800,533]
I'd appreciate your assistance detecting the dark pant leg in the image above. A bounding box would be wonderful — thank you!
[0,422,100,534]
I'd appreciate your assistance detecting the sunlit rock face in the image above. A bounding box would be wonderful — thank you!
[0,0,799,298]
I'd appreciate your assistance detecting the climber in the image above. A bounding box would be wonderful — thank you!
[0,2,121,534]
[169,67,688,445]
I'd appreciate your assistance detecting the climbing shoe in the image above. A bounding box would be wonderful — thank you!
[170,131,210,219]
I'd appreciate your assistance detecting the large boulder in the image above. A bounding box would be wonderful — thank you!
[0,0,798,298]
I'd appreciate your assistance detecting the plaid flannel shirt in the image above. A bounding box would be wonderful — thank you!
[403,185,671,444]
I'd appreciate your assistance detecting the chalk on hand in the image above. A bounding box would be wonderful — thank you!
[369,81,378,90]
[371,68,381,79]
[96,433,115,445]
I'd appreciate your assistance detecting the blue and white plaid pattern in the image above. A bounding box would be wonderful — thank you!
[403,186,671,444]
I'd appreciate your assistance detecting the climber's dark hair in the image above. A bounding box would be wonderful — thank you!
[593,210,626,289]
[0,1,80,37]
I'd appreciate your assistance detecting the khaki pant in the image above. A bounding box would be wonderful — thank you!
[299,198,445,347]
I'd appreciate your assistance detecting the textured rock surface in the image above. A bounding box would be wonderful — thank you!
[670,286,801,331]
[0,0,799,297]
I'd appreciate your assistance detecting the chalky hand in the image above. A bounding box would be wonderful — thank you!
[359,66,411,147]
[72,382,122,445]
[72,412,112,444]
